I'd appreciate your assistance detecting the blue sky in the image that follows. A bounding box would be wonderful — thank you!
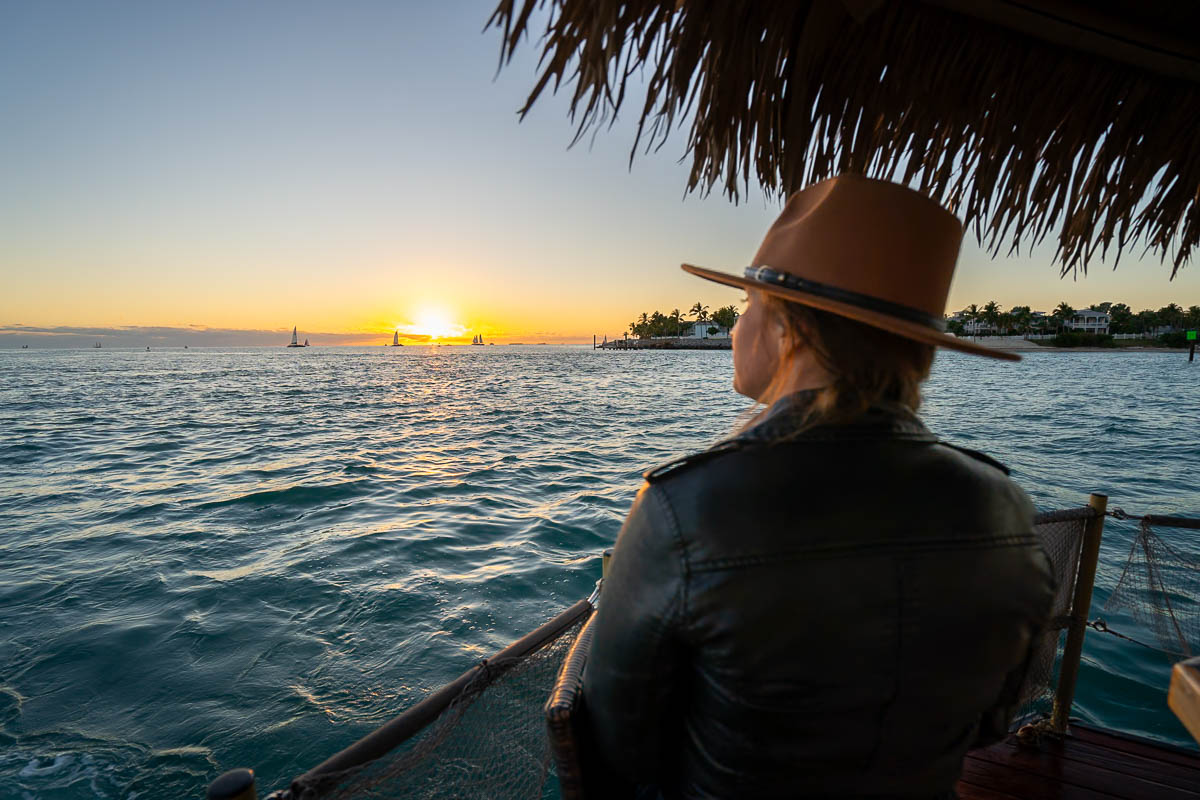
[1,0,1195,345]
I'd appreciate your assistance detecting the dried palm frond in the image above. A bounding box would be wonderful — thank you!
[489,0,1200,277]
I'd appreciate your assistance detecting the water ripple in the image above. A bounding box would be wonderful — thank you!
[0,346,1197,797]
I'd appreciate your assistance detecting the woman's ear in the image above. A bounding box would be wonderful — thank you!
[774,312,803,358]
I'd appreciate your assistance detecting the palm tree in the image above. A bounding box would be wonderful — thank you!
[1159,303,1184,330]
[690,301,710,323]
[1009,305,1033,337]
[981,300,1002,334]
[1108,303,1133,333]
[711,305,738,333]
[960,304,980,336]
[670,308,684,336]
[1052,301,1075,332]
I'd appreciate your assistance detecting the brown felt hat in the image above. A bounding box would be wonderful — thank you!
[683,174,1018,361]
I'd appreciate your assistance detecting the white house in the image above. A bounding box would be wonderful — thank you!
[1065,308,1110,334]
[680,319,733,339]
[946,312,996,335]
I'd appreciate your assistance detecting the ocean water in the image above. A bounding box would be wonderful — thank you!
[1,345,1197,798]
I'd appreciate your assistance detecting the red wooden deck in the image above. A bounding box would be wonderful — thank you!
[959,724,1200,799]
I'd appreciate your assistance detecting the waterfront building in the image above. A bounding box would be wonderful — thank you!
[946,312,997,335]
[1065,309,1110,334]
[679,319,732,339]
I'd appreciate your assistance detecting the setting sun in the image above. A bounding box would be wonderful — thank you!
[403,307,465,341]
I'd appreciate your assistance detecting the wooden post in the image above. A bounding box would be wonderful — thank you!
[593,335,596,350]
[208,768,256,800]
[1051,492,1108,733]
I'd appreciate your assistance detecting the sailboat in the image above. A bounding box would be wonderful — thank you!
[93,341,102,349]
[287,326,306,348]
[390,330,403,347]
[472,334,484,345]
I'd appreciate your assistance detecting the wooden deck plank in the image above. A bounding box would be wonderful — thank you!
[1069,723,1200,768]
[959,724,1200,800]
[1048,735,1200,791]
[954,773,1030,800]
[958,757,1121,800]
[968,740,1199,799]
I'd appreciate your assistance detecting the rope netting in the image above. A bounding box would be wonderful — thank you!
[1015,507,1200,727]
[1103,510,1200,660]
[1013,509,1091,723]
[279,614,588,800]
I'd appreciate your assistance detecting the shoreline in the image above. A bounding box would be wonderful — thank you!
[967,336,1189,354]
[597,338,731,350]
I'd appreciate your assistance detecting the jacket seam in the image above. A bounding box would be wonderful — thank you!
[690,534,1041,573]
[650,483,691,629]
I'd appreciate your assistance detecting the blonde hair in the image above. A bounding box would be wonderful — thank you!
[742,292,936,436]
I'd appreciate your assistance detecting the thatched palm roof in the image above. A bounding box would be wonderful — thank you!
[490,1,1200,276]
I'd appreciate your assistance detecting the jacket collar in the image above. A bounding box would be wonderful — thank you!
[735,389,936,445]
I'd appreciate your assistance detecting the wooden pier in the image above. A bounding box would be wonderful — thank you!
[959,723,1200,800]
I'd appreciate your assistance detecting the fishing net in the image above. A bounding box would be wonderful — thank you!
[282,613,588,800]
[1104,513,1200,660]
[1011,509,1093,724]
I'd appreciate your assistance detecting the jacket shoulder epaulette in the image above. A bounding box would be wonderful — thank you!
[643,439,745,483]
[939,441,1011,475]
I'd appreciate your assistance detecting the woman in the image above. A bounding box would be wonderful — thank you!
[582,175,1055,799]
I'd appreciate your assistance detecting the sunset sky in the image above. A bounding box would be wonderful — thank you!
[2,1,1196,346]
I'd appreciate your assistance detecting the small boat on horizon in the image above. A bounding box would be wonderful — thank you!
[94,341,102,349]
[287,326,307,348]
[471,334,484,345]
[390,330,404,347]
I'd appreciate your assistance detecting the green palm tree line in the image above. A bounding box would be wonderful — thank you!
[943,300,1200,336]
[627,303,738,339]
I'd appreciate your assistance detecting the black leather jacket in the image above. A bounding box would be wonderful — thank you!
[582,392,1055,799]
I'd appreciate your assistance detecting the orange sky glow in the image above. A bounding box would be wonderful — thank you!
[1,2,1195,347]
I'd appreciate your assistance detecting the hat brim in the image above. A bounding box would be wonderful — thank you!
[681,263,1021,362]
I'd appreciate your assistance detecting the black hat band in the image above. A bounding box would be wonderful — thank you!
[745,266,947,332]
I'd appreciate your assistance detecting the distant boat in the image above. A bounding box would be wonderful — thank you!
[21,344,28,349]
[287,326,306,348]
[94,341,102,349]
[472,334,484,345]
[390,330,403,347]
[304,338,309,346]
